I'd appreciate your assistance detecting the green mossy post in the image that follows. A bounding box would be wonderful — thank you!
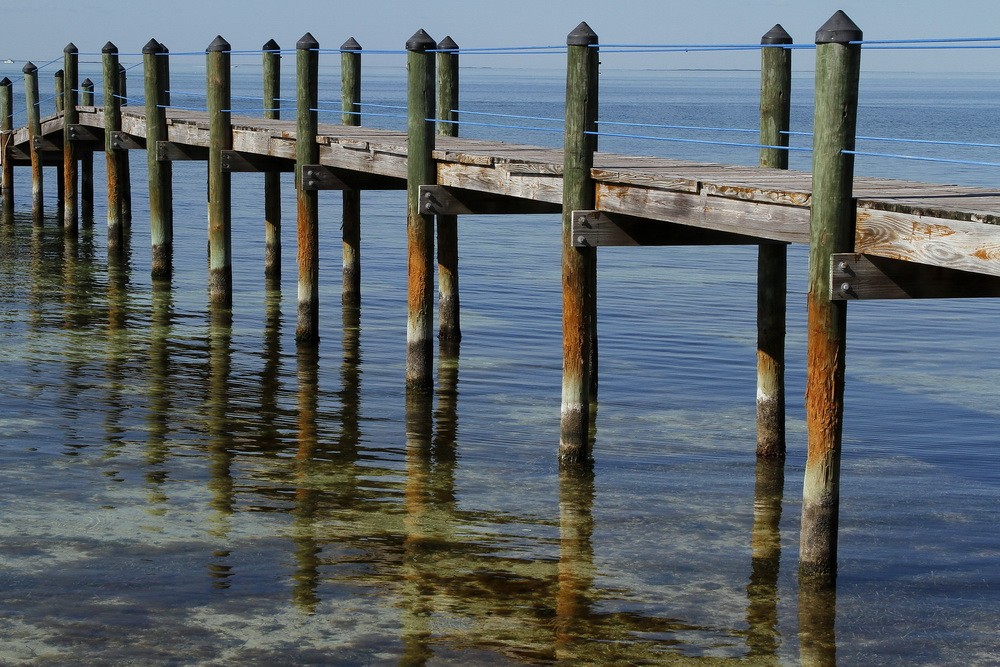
[80,78,94,220]
[757,24,792,459]
[1,77,13,222]
[63,44,79,231]
[801,10,862,582]
[262,39,281,283]
[405,29,436,391]
[22,62,42,223]
[560,22,599,465]
[144,39,171,279]
[207,36,233,307]
[102,42,123,251]
[436,36,461,344]
[118,63,132,229]
[341,37,362,307]
[295,32,320,343]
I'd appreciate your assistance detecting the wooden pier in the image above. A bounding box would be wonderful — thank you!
[2,10,999,582]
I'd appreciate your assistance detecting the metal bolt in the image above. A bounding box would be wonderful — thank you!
[838,261,848,271]
[424,202,433,212]
[841,282,851,292]
[577,235,586,245]
[306,180,315,189]
[577,216,587,225]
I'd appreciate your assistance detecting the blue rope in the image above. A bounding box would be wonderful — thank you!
[859,44,1000,50]
[785,130,1000,150]
[315,48,407,55]
[599,119,758,134]
[433,45,565,53]
[114,94,144,104]
[851,36,1000,45]
[434,118,563,134]
[221,108,281,114]
[844,150,1000,168]
[318,108,405,120]
[157,103,207,111]
[455,109,562,124]
[586,129,811,152]
[353,102,408,110]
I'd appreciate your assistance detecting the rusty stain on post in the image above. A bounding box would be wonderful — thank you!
[405,29,436,390]
[295,32,320,343]
[801,10,862,582]
[560,22,599,465]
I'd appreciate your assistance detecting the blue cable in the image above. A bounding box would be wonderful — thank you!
[433,118,563,133]
[844,150,1000,168]
[599,119,758,134]
[454,109,563,124]
[586,129,811,152]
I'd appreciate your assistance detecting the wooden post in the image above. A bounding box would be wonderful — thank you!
[341,37,362,307]
[262,39,281,283]
[801,10,862,580]
[144,39,171,279]
[22,62,42,223]
[54,69,64,221]
[405,29,436,390]
[757,25,792,459]
[436,36,461,343]
[560,22,599,465]
[295,32,320,343]
[103,42,124,251]
[207,36,233,307]
[63,43,79,231]
[0,77,13,222]
[118,63,132,228]
[80,77,94,220]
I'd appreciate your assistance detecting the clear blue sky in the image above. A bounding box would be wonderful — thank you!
[2,0,998,72]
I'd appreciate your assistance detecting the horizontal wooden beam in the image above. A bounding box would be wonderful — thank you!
[222,150,293,173]
[157,141,208,162]
[831,253,1000,300]
[420,184,561,215]
[111,131,145,150]
[856,207,1000,278]
[572,210,787,247]
[68,124,103,144]
[32,135,61,154]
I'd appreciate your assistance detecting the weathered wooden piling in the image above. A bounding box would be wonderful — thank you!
[262,39,281,282]
[144,39,171,278]
[102,42,124,250]
[756,25,792,459]
[405,29,436,390]
[117,63,132,228]
[341,37,362,307]
[54,69,65,221]
[560,22,599,464]
[295,32,320,342]
[207,36,233,307]
[801,10,862,580]
[0,77,13,221]
[436,36,461,344]
[63,43,79,231]
[80,78,94,219]
[22,62,42,223]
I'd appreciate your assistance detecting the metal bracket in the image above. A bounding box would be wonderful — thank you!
[831,252,1000,300]
[301,164,349,190]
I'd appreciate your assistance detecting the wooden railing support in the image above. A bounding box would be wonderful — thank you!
[22,62,42,223]
[102,42,124,251]
[207,35,233,307]
[144,39,172,279]
[756,24,792,459]
[436,36,461,344]
[63,43,79,231]
[262,39,281,283]
[560,22,599,465]
[801,10,863,581]
[405,29,436,390]
[80,77,94,220]
[295,32,320,343]
[341,37,362,307]
[0,77,13,223]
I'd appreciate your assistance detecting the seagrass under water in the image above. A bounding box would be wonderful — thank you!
[0,66,997,664]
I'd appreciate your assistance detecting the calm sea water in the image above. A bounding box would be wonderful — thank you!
[0,54,997,665]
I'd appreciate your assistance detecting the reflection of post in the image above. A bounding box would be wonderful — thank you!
[207,307,235,533]
[433,339,459,506]
[798,577,837,666]
[259,285,283,450]
[104,248,131,460]
[339,303,362,455]
[146,280,173,504]
[402,389,435,664]
[746,458,784,660]
[555,468,595,660]
[292,345,321,612]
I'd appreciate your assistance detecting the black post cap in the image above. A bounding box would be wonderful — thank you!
[297,32,319,50]
[437,36,459,51]
[816,10,862,44]
[82,78,93,86]
[142,39,162,54]
[0,77,11,86]
[263,39,280,51]
[207,35,231,53]
[762,24,793,45]
[341,37,362,51]
[64,42,78,54]
[406,29,435,52]
[102,41,118,54]
[567,22,598,46]
[22,62,36,74]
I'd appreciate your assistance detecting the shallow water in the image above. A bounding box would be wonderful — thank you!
[0,62,998,665]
